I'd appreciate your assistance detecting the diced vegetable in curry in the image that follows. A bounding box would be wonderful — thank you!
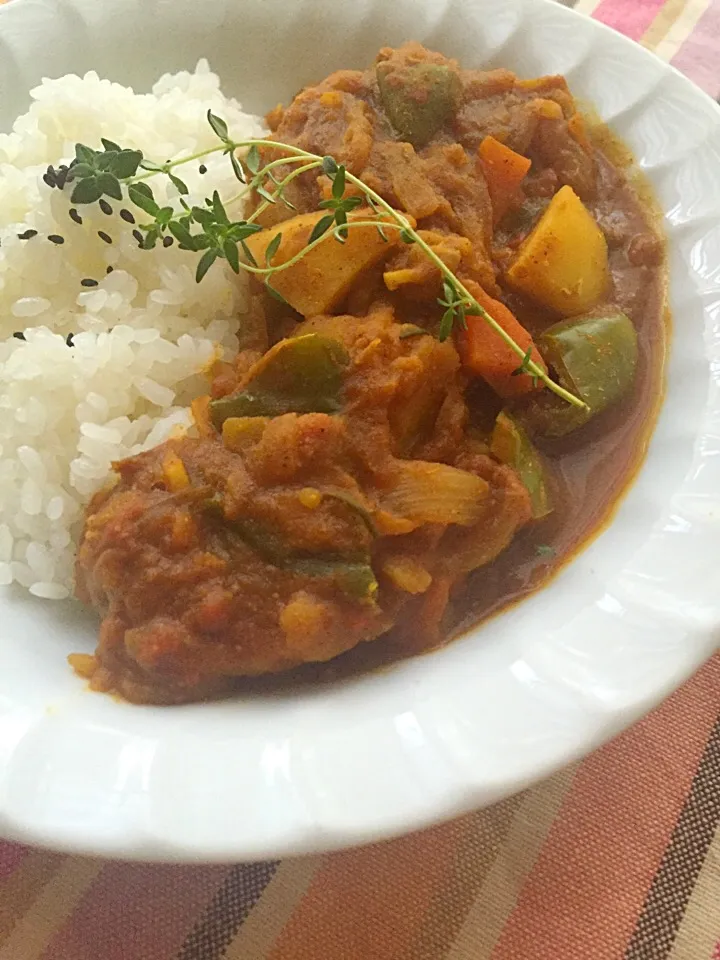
[74,43,665,704]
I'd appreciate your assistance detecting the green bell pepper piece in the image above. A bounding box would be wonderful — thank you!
[209,333,350,429]
[376,62,461,147]
[522,310,638,438]
[202,497,377,601]
[491,410,552,519]
[288,557,378,601]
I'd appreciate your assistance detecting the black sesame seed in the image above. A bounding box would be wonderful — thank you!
[163,235,174,248]
[199,164,207,174]
[97,231,112,245]
[66,333,74,347]
[132,229,143,245]
[69,208,83,225]
[120,209,136,224]
[80,278,98,287]
[48,234,65,245]
[13,331,26,341]
[106,265,114,274]
[17,229,38,240]
[99,199,113,216]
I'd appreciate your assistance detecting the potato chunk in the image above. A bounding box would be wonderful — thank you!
[506,185,609,316]
[242,208,410,318]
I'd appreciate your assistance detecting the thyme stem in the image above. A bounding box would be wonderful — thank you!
[67,126,587,411]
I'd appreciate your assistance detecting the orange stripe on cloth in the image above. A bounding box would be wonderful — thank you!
[399,795,523,959]
[447,765,577,960]
[489,655,720,960]
[0,852,66,946]
[0,858,102,960]
[223,858,321,960]
[267,811,506,960]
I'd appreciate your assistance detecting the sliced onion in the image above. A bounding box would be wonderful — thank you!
[384,461,489,526]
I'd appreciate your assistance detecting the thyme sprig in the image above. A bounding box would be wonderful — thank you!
[55,111,587,411]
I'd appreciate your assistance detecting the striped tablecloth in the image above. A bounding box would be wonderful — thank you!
[1,1,719,958]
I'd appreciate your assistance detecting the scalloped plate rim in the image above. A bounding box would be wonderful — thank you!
[0,0,718,862]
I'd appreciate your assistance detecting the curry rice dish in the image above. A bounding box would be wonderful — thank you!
[5,44,665,704]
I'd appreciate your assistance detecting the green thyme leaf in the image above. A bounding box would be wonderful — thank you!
[141,227,159,250]
[207,110,229,141]
[156,206,174,226]
[332,164,346,200]
[168,172,189,195]
[95,152,115,172]
[279,191,297,212]
[100,138,121,153]
[168,220,195,248]
[442,280,456,304]
[223,238,240,273]
[110,149,143,179]
[230,152,246,183]
[246,145,261,174]
[228,221,262,242]
[96,173,123,201]
[265,232,282,266]
[322,155,338,176]
[211,190,229,224]
[308,214,335,244]
[256,183,276,204]
[190,206,216,229]
[240,239,258,267]
[66,162,94,180]
[196,248,218,282]
[400,228,415,244]
[74,144,96,166]
[70,177,103,205]
[139,159,165,172]
[398,325,428,339]
[438,307,455,342]
[128,182,159,216]
[511,347,533,377]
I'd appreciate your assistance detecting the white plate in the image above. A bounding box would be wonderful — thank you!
[0,0,719,863]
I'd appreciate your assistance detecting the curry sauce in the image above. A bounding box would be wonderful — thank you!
[74,43,666,703]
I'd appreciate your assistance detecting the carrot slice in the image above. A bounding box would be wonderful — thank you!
[457,279,546,398]
[478,135,532,222]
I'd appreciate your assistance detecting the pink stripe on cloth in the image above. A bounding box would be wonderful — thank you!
[0,843,28,882]
[671,0,720,97]
[40,863,230,960]
[589,0,667,41]
[488,656,720,960]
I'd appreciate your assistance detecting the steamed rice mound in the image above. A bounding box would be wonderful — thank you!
[0,62,267,598]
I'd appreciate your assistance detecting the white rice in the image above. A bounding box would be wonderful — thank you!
[0,62,267,597]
